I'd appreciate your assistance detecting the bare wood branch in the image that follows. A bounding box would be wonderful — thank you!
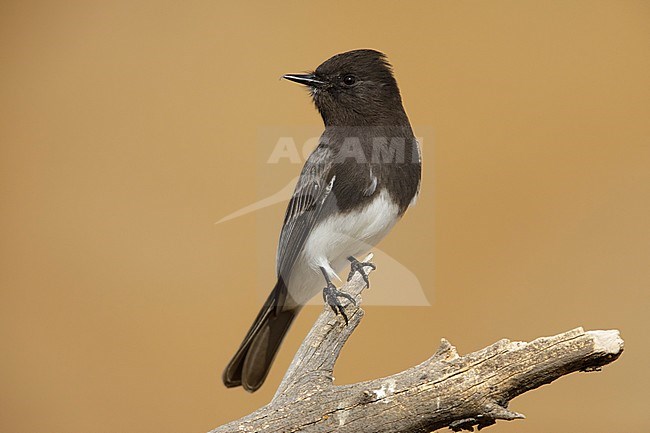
[273,254,374,399]
[213,255,623,433]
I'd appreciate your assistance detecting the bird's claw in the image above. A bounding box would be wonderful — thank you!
[322,282,356,325]
[346,256,376,288]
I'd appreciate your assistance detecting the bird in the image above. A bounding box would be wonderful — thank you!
[223,49,421,392]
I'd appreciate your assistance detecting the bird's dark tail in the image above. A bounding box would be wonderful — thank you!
[222,279,297,392]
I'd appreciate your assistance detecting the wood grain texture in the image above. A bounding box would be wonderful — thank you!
[212,255,624,433]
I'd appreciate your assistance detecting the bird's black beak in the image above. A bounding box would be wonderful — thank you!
[282,73,326,88]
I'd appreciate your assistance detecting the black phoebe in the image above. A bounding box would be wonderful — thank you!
[223,49,421,392]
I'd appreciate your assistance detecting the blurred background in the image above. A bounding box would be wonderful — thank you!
[1,1,649,432]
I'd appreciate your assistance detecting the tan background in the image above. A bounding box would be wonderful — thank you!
[1,1,649,432]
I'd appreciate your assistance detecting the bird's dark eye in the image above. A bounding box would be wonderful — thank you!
[342,74,357,86]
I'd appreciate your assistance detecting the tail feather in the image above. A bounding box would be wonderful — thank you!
[222,279,297,392]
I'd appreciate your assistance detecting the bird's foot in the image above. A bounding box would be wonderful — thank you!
[322,281,356,325]
[346,256,376,288]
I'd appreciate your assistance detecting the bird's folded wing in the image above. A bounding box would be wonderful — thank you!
[276,145,336,284]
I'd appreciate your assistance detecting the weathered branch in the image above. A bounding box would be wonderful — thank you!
[213,254,624,432]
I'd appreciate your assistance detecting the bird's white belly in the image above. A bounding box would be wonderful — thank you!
[285,189,400,307]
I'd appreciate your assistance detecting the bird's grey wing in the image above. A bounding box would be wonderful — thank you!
[276,145,336,283]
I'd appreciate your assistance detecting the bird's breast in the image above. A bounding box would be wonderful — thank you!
[285,188,401,306]
[302,188,400,274]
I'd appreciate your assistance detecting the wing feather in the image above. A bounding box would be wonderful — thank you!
[276,145,335,281]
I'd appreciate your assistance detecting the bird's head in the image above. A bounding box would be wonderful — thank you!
[283,49,407,126]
